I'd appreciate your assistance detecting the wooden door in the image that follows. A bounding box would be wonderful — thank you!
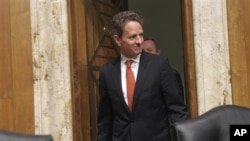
[0,0,34,133]
[68,0,127,140]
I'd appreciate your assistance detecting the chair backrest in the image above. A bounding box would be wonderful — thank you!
[169,105,250,141]
[0,129,53,141]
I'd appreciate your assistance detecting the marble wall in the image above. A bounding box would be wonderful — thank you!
[30,0,72,141]
[192,0,232,114]
[29,0,233,140]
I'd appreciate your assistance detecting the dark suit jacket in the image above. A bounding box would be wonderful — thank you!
[171,68,185,100]
[97,51,188,141]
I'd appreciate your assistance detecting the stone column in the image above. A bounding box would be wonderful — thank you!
[192,0,232,114]
[30,0,73,140]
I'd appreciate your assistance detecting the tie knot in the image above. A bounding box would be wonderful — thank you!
[126,60,133,68]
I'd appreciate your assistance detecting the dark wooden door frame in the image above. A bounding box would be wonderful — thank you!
[181,0,198,118]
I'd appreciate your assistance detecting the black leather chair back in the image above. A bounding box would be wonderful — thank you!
[169,105,250,141]
[0,129,53,141]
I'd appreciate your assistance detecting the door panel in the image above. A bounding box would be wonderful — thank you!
[68,0,127,140]
[0,0,34,133]
[85,0,126,140]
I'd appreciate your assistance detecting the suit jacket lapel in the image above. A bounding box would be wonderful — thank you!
[132,52,150,111]
[111,57,131,113]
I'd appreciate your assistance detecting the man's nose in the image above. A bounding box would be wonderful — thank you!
[135,36,143,44]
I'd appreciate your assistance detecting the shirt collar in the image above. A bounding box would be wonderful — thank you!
[121,53,141,64]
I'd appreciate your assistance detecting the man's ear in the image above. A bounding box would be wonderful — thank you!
[113,35,121,47]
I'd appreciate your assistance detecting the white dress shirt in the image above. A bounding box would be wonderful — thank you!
[120,53,140,105]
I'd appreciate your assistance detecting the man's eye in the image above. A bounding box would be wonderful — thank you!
[129,36,136,39]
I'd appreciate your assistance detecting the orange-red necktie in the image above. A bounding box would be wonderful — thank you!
[126,60,135,112]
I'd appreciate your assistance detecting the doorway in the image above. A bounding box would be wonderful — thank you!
[68,0,197,141]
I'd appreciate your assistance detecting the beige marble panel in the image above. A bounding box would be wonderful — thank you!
[192,0,232,114]
[30,0,73,140]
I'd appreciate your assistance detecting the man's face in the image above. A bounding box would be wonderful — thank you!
[113,21,143,58]
[142,40,160,55]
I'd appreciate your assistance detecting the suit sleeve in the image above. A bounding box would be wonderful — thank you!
[160,58,188,123]
[97,69,114,141]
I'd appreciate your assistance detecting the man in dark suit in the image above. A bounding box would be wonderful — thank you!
[97,11,188,141]
[142,38,185,100]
